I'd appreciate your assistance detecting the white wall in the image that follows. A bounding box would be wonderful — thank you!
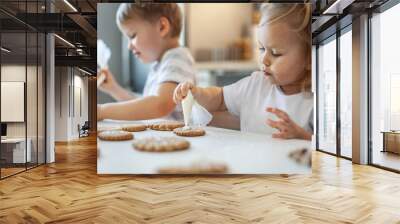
[72,74,89,138]
[55,67,68,141]
[1,65,38,138]
[1,64,46,164]
[1,66,26,140]
[55,67,89,141]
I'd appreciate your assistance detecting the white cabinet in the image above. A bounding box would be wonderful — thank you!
[1,138,32,163]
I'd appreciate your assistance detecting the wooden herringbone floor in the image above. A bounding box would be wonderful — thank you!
[0,135,400,223]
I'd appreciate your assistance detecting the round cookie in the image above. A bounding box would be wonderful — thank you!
[97,126,121,133]
[149,121,184,131]
[121,124,147,132]
[173,127,206,137]
[158,162,228,174]
[132,137,190,152]
[98,130,133,141]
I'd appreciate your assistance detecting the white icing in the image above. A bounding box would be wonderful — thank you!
[181,126,192,131]
[182,90,194,126]
[104,130,128,136]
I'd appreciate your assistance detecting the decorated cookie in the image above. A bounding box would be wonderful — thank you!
[97,126,121,133]
[98,130,134,141]
[149,121,185,131]
[132,136,190,152]
[173,126,206,137]
[121,124,148,132]
[158,162,228,174]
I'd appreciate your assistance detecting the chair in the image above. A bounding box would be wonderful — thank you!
[78,121,90,138]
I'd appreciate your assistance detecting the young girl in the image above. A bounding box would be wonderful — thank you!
[174,3,313,140]
[98,3,196,121]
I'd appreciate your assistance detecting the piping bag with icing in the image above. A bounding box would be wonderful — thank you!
[181,90,213,127]
[97,39,111,87]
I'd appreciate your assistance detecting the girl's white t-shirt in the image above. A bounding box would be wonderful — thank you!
[142,47,196,121]
[223,71,314,135]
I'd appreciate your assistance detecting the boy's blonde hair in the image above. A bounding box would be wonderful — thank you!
[259,3,312,92]
[116,3,182,38]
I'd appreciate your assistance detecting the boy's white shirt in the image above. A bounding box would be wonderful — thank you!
[223,71,314,135]
[142,46,196,121]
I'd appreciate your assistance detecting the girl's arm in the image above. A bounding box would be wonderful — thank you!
[193,86,227,112]
[98,82,177,121]
[174,82,227,112]
[174,82,239,129]
[209,111,240,130]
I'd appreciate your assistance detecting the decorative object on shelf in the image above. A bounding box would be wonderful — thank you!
[381,131,400,154]
[194,25,254,62]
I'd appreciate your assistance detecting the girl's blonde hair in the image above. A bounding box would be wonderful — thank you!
[259,3,312,92]
[116,2,182,38]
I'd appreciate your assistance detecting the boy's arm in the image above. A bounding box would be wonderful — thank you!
[98,82,177,120]
[98,68,137,101]
[108,85,138,101]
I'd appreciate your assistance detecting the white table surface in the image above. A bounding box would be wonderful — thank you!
[97,120,311,174]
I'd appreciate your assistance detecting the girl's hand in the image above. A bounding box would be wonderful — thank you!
[98,68,119,94]
[266,107,312,140]
[97,104,104,121]
[173,82,196,104]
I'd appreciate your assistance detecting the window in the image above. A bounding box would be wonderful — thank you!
[317,36,337,155]
[339,28,352,158]
[0,1,47,179]
[371,2,400,171]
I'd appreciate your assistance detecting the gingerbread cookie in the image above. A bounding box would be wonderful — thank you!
[121,124,147,132]
[149,121,184,131]
[97,126,121,133]
[173,127,206,137]
[132,137,190,152]
[158,162,228,174]
[98,130,134,141]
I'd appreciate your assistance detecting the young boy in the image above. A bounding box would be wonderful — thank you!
[174,4,313,140]
[98,3,196,121]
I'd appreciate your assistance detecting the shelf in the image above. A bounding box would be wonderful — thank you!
[195,60,259,72]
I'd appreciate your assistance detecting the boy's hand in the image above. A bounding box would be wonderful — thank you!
[266,107,312,140]
[98,68,119,94]
[173,82,196,104]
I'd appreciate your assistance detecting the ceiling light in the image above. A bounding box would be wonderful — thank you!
[323,0,355,15]
[78,67,93,76]
[1,47,11,53]
[54,34,75,48]
[63,0,78,12]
